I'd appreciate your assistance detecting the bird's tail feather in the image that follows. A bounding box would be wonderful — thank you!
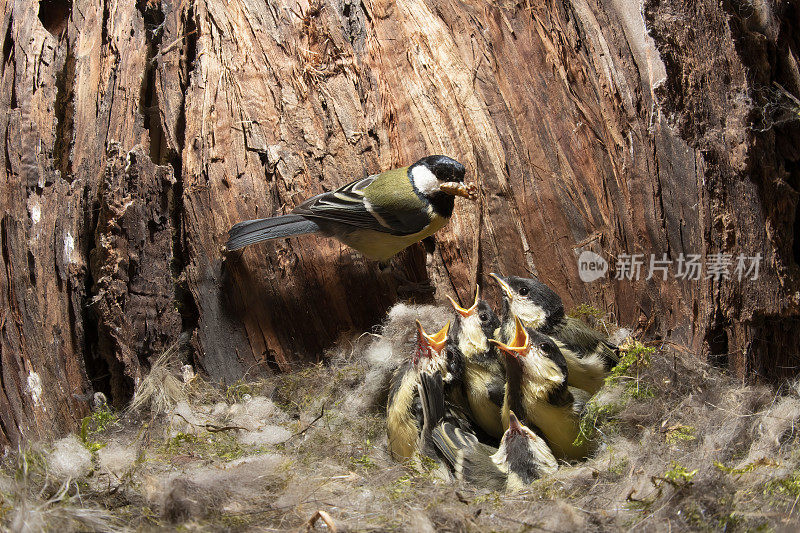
[226,215,320,251]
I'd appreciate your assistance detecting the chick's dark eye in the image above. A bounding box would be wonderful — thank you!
[518,287,529,296]
[479,313,489,322]
[540,343,550,352]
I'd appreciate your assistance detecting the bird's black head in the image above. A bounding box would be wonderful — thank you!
[528,329,562,361]
[413,155,466,183]
[475,300,501,339]
[449,299,502,362]
[448,288,502,346]
[526,327,569,382]
[409,156,471,218]
[498,412,552,484]
[490,274,564,333]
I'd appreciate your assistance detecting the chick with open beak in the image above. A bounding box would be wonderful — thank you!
[386,320,450,461]
[446,287,506,439]
[490,273,619,395]
[491,316,594,461]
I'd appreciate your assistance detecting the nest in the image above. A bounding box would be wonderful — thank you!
[2,303,799,531]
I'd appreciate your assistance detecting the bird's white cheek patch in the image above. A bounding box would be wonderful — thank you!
[411,165,440,195]
[512,300,547,329]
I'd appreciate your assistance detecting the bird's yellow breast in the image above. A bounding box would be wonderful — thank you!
[465,364,504,438]
[502,358,592,460]
[555,341,606,395]
[338,211,448,261]
[387,370,420,461]
[523,398,589,460]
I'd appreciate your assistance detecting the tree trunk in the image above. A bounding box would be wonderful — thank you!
[0,0,798,446]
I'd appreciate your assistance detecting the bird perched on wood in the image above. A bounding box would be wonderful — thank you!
[418,370,557,492]
[446,287,506,439]
[226,155,477,261]
[491,316,594,460]
[386,319,453,461]
[490,273,618,395]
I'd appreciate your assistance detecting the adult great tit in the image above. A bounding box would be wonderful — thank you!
[491,316,594,461]
[226,155,477,261]
[418,371,557,492]
[446,287,506,439]
[387,319,469,462]
[490,273,618,395]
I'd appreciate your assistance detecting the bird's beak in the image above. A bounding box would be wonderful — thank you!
[488,316,529,358]
[416,319,450,354]
[508,411,524,434]
[440,182,478,201]
[490,273,515,301]
[447,285,480,318]
[415,320,431,361]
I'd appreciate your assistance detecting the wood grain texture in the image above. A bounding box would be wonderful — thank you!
[0,0,798,444]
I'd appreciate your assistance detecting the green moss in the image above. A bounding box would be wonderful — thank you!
[574,395,623,446]
[665,425,696,445]
[662,462,698,486]
[624,383,655,400]
[160,431,248,462]
[606,448,630,477]
[350,453,377,470]
[567,304,605,320]
[763,470,800,498]
[471,491,504,506]
[224,381,255,403]
[13,449,48,483]
[625,496,656,513]
[679,500,762,533]
[714,457,778,478]
[80,407,119,452]
[574,340,660,447]
[533,477,568,500]
[603,339,658,404]
[417,454,439,476]
[388,474,414,500]
[609,340,654,381]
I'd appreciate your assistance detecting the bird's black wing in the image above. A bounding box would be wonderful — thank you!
[433,422,507,491]
[419,371,446,453]
[431,420,480,470]
[292,175,430,236]
[558,317,620,368]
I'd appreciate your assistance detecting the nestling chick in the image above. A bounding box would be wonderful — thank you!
[492,316,594,460]
[226,155,477,261]
[446,287,506,439]
[386,319,450,461]
[491,273,618,395]
[419,371,557,492]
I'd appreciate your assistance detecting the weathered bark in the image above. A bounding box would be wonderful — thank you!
[0,0,798,445]
[89,143,182,404]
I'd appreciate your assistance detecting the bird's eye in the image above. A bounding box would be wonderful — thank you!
[519,287,529,296]
[540,343,550,352]
[479,313,489,322]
